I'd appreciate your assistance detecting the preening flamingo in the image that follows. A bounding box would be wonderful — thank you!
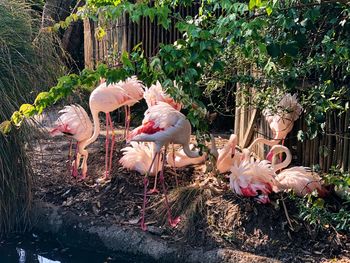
[269,145,327,197]
[250,93,303,160]
[144,81,182,110]
[128,102,200,230]
[229,159,279,203]
[50,105,93,179]
[86,76,145,181]
[119,142,162,176]
[166,135,217,168]
[216,134,250,173]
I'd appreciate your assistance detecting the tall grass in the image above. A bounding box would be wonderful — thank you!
[0,0,65,234]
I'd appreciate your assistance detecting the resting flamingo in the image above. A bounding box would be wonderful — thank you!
[144,81,182,110]
[166,135,217,168]
[86,76,144,182]
[248,93,302,159]
[268,145,327,197]
[50,105,93,179]
[229,159,279,203]
[128,102,200,230]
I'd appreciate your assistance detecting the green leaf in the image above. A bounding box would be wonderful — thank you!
[19,104,36,118]
[249,0,256,10]
[11,111,24,127]
[266,6,272,16]
[0,120,12,134]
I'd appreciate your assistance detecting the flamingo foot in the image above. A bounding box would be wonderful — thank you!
[96,176,111,185]
[169,216,181,227]
[147,188,160,195]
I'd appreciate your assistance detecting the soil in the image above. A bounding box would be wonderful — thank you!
[28,126,350,263]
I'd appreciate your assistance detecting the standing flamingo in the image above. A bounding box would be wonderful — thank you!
[128,102,200,230]
[262,93,303,160]
[85,76,145,182]
[144,81,182,110]
[229,159,279,203]
[50,105,93,179]
[268,145,327,197]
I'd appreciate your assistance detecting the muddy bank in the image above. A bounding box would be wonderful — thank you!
[31,201,279,263]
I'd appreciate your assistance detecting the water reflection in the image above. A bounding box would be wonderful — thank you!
[37,255,60,263]
[0,233,155,263]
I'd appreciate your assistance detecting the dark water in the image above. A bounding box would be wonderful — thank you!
[0,233,154,263]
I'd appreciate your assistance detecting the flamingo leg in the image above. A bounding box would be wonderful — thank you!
[159,147,180,227]
[141,152,159,231]
[68,139,73,172]
[104,113,111,180]
[126,105,131,139]
[72,142,79,177]
[172,143,179,187]
[123,106,127,140]
[148,153,160,194]
[107,113,116,176]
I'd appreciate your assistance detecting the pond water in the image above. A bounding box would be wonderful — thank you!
[0,233,155,263]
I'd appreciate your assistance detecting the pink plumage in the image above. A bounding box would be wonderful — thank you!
[50,105,92,141]
[128,102,199,230]
[143,81,182,111]
[229,159,279,203]
[119,142,162,176]
[86,76,145,181]
[262,93,303,142]
[269,145,327,197]
[50,104,93,178]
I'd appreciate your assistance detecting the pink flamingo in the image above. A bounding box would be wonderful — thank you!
[127,102,200,230]
[229,159,279,203]
[249,93,302,159]
[144,81,182,110]
[263,93,302,159]
[119,142,162,176]
[269,145,328,197]
[50,105,93,179]
[85,76,144,182]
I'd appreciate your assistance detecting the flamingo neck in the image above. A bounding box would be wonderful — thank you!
[271,145,292,172]
[247,137,279,151]
[182,143,200,158]
[85,110,100,147]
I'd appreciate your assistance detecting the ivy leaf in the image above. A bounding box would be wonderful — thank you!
[266,6,273,16]
[11,111,24,127]
[19,104,36,118]
[0,120,12,134]
[249,0,256,10]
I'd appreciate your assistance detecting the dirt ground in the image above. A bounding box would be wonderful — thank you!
[28,128,350,263]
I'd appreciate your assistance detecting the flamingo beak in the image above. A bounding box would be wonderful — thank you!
[231,146,235,158]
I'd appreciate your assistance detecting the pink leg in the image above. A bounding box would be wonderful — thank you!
[71,142,79,177]
[147,153,160,194]
[104,113,110,179]
[107,113,116,176]
[67,139,74,175]
[172,144,179,187]
[141,152,159,231]
[123,106,127,140]
[126,106,131,139]
[159,147,180,227]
